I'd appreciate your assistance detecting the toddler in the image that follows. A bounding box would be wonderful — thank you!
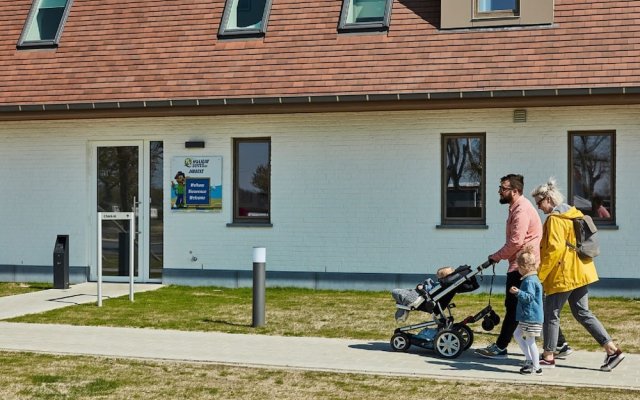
[509,245,544,375]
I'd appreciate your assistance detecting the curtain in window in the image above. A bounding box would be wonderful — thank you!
[225,0,266,30]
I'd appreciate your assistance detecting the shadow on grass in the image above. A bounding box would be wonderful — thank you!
[201,318,252,328]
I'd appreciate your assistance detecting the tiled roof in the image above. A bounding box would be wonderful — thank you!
[1,0,639,107]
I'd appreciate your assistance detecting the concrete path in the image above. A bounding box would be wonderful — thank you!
[0,283,637,391]
[0,282,162,319]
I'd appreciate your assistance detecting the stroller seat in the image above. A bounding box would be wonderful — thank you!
[392,265,478,321]
[390,260,497,359]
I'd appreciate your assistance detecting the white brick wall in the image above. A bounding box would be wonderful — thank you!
[0,104,637,280]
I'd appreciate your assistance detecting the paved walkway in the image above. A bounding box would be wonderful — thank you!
[0,284,637,391]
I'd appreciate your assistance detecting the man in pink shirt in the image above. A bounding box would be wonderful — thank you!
[476,174,572,359]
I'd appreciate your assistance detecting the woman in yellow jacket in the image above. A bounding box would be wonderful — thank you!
[532,178,624,372]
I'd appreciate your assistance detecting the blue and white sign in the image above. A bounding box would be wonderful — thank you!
[170,156,222,212]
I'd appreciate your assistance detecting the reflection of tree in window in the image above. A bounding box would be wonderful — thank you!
[236,140,270,218]
[97,147,138,213]
[572,134,612,219]
[572,135,610,199]
[251,164,270,195]
[446,138,481,189]
[445,137,482,219]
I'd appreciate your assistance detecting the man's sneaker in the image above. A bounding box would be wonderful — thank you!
[600,349,625,372]
[539,358,556,368]
[519,364,543,375]
[474,343,507,359]
[554,342,574,359]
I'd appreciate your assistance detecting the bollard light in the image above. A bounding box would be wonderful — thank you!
[252,247,266,327]
[253,247,266,264]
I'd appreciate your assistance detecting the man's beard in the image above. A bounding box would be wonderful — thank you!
[499,193,512,204]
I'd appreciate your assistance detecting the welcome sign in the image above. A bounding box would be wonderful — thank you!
[170,156,222,212]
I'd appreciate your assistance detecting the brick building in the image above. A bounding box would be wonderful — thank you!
[1,0,639,296]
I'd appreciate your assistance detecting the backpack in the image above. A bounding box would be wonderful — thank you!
[566,215,600,259]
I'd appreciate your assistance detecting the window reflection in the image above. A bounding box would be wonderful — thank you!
[443,135,485,223]
[235,139,270,221]
[477,0,518,12]
[219,0,270,35]
[570,133,614,221]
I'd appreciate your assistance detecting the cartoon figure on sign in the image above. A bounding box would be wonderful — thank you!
[171,171,186,208]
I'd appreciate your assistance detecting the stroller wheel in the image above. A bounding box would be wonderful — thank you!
[390,332,411,352]
[434,329,463,359]
[452,323,474,351]
[482,316,495,331]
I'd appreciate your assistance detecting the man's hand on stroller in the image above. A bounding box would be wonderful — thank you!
[481,256,499,269]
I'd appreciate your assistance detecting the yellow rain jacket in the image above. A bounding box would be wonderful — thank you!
[538,206,599,295]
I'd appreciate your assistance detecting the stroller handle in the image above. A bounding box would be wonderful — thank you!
[480,260,495,269]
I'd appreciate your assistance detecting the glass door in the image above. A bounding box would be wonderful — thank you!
[95,143,142,281]
[92,141,164,282]
[148,141,164,280]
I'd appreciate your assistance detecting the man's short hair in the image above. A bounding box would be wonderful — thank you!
[500,174,524,194]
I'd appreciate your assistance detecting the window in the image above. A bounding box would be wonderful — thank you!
[569,131,615,224]
[338,0,393,32]
[18,0,73,49]
[219,0,272,38]
[233,138,271,223]
[441,0,552,30]
[441,134,485,225]
[475,0,519,18]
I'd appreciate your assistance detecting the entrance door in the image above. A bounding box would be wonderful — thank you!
[91,141,163,282]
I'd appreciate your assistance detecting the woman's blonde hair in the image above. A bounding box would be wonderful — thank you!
[531,177,565,206]
[516,245,538,273]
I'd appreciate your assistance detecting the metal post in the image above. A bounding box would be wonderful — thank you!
[129,211,135,302]
[97,214,103,307]
[252,247,266,327]
[97,211,135,307]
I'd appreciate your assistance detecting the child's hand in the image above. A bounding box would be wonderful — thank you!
[509,286,519,295]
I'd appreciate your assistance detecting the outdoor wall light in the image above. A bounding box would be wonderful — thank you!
[185,141,205,148]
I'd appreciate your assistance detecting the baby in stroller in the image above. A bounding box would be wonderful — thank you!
[391,265,477,322]
[392,266,456,322]
[390,263,492,358]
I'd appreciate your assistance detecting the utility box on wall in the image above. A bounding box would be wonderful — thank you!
[53,235,69,289]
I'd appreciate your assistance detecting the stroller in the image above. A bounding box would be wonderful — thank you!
[390,260,500,358]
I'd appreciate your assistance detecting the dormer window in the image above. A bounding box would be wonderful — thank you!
[338,0,393,33]
[475,0,519,18]
[219,0,272,38]
[441,0,552,30]
[17,0,73,49]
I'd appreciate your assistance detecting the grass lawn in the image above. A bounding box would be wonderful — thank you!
[0,282,51,297]
[2,284,639,399]
[0,351,637,400]
[8,285,640,353]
